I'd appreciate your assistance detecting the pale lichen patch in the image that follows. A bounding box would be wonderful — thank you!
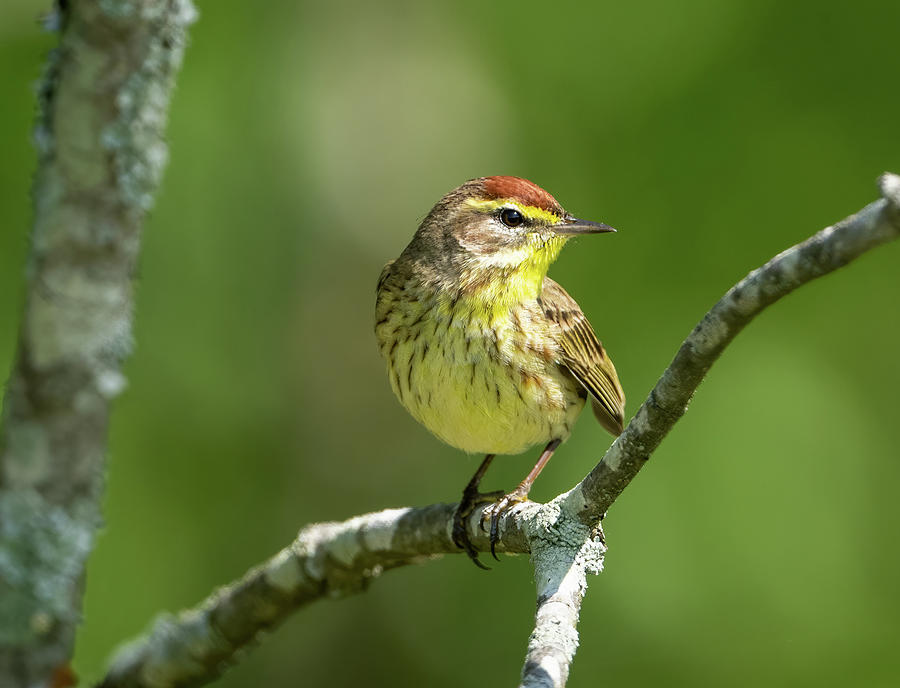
[0,492,95,644]
[96,369,128,399]
[264,548,303,594]
[360,508,411,552]
[601,441,625,471]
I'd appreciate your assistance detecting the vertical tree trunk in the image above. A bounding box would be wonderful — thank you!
[0,2,195,685]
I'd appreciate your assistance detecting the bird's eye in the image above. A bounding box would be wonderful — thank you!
[499,208,524,228]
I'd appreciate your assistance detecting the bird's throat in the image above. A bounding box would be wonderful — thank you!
[457,235,566,317]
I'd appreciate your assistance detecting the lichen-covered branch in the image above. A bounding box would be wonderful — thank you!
[95,495,596,688]
[518,499,605,688]
[0,2,195,685]
[520,549,589,688]
[97,504,503,688]
[94,174,900,688]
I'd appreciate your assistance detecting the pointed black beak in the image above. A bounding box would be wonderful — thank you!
[554,215,617,236]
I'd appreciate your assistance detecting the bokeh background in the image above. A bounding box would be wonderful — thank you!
[3,1,900,686]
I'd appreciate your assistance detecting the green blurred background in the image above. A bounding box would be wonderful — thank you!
[3,0,900,685]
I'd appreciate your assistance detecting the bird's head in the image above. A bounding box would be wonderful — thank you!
[410,176,615,296]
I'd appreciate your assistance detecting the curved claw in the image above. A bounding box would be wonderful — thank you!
[487,490,529,560]
[460,533,491,570]
[453,488,504,570]
[467,440,558,563]
[452,510,489,569]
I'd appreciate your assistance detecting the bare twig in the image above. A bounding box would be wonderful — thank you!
[0,2,195,685]
[95,174,900,688]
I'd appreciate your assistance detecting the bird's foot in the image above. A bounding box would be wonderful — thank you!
[453,485,505,570]
[481,486,530,561]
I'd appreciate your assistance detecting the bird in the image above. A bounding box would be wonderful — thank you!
[374,176,625,567]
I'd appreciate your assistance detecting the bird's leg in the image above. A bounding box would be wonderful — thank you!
[453,453,504,569]
[484,439,562,560]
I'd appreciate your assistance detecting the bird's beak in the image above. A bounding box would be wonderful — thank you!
[553,215,617,236]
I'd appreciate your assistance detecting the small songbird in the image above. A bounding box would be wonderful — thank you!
[375,176,625,567]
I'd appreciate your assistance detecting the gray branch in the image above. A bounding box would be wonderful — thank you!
[566,173,900,527]
[95,174,900,688]
[98,505,461,688]
[0,1,195,686]
[517,504,605,688]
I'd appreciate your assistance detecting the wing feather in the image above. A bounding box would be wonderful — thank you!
[540,278,626,436]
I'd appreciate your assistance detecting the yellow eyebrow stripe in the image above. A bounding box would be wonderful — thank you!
[465,198,561,225]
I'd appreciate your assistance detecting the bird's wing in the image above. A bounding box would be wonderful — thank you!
[540,277,626,436]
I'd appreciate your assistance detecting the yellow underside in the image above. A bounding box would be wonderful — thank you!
[377,286,584,455]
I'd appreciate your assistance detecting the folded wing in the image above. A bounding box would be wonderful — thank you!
[539,278,626,436]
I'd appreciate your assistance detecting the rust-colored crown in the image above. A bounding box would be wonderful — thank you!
[481,176,565,217]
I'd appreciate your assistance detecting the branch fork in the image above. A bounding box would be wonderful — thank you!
[3,0,897,685]
[93,173,900,688]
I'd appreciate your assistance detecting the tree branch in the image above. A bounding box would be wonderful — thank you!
[0,2,195,686]
[98,505,460,688]
[518,508,605,688]
[95,174,900,688]
[567,173,900,527]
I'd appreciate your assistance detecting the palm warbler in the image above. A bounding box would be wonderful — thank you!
[375,176,624,567]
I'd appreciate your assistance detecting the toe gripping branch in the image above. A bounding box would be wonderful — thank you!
[452,454,501,569]
[452,439,562,568]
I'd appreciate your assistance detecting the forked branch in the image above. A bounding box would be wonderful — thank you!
[96,175,900,688]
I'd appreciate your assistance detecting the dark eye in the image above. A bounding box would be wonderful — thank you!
[499,208,524,228]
